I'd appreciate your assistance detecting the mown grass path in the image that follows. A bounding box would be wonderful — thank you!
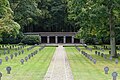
[65,47,120,80]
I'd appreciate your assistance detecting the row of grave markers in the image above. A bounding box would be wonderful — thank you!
[75,46,97,64]
[95,51,119,64]
[0,45,26,56]
[1,45,43,64]
[0,45,46,79]
[76,45,119,80]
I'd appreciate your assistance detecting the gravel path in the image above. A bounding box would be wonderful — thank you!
[44,45,74,80]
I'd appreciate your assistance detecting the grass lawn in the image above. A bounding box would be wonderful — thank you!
[0,45,56,80]
[65,46,120,80]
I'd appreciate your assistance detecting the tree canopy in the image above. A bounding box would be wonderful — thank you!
[0,0,20,41]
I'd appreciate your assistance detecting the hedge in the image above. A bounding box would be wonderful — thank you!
[21,35,40,45]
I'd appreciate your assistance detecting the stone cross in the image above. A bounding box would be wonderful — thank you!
[20,59,24,64]
[6,66,11,74]
[25,57,28,62]
[112,72,118,80]
[21,50,24,54]
[104,67,109,74]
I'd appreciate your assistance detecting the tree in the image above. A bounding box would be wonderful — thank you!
[67,0,120,57]
[9,0,42,32]
[0,0,20,41]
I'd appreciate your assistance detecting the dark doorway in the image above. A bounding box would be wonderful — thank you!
[74,38,80,43]
[50,36,55,43]
[58,36,63,43]
[41,36,47,43]
[66,36,72,43]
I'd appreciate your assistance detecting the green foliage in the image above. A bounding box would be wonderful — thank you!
[9,0,42,31]
[68,0,120,40]
[0,0,20,39]
[21,35,40,45]
[0,32,24,44]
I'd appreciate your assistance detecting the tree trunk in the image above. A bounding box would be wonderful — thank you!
[109,6,117,58]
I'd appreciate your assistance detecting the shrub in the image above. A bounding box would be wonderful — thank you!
[21,35,40,45]
[0,32,24,44]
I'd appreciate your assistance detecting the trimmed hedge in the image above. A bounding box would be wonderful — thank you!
[21,35,40,45]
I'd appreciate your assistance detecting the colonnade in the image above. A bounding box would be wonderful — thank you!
[41,36,82,44]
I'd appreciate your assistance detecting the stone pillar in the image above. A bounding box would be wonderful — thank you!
[39,36,41,44]
[55,36,58,44]
[72,36,74,44]
[64,36,66,44]
[47,36,50,44]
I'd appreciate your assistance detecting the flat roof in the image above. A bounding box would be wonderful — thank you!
[24,32,77,36]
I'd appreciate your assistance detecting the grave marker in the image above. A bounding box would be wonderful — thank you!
[5,56,9,61]
[10,54,13,59]
[93,59,96,64]
[4,50,6,55]
[104,54,107,59]
[8,50,10,54]
[104,67,109,74]
[98,52,100,56]
[101,53,104,57]
[6,66,11,74]
[95,51,97,55]
[0,72,2,80]
[14,53,17,57]
[115,59,118,64]
[28,54,31,59]
[25,57,28,62]
[110,56,112,61]
[18,51,21,55]
[0,59,2,65]
[20,59,24,64]
[112,72,118,80]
